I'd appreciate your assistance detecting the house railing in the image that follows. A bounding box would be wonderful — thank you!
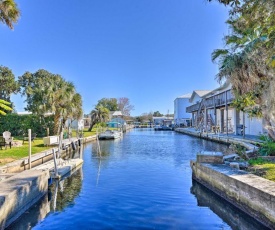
[186,90,235,113]
[186,103,200,113]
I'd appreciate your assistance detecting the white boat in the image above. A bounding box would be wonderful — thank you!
[98,130,122,140]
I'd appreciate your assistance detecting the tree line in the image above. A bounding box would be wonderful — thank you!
[0,66,83,135]
[88,97,134,131]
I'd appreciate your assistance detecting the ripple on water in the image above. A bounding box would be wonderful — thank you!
[8,129,267,230]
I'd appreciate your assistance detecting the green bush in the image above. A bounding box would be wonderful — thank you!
[248,157,270,166]
[259,135,275,156]
[229,143,248,160]
[0,113,54,137]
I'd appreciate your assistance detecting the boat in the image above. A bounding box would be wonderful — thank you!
[98,130,122,140]
[154,125,174,131]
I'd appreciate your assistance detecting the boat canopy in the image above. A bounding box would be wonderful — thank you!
[107,122,121,128]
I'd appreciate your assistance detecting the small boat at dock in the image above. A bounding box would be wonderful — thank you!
[98,130,122,140]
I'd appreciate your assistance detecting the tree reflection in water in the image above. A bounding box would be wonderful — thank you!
[190,180,269,230]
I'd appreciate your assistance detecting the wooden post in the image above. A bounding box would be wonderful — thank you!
[28,129,32,169]
[52,148,58,177]
[58,131,63,158]
[243,111,245,138]
[226,91,228,136]
[47,128,49,137]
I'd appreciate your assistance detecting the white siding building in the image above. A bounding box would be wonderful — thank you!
[174,93,192,126]
[186,81,265,136]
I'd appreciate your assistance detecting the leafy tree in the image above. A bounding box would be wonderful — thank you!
[88,105,109,131]
[135,116,143,123]
[0,99,12,115]
[0,0,20,29]
[19,69,83,135]
[117,97,134,116]
[0,65,19,104]
[207,0,240,6]
[210,0,275,139]
[153,111,163,117]
[96,98,118,111]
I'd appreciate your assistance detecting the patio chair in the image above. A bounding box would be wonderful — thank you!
[23,132,37,144]
[0,137,6,150]
[2,131,13,149]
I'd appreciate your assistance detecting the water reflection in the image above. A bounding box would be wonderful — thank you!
[9,129,268,229]
[6,167,83,230]
[191,180,269,230]
[49,168,83,212]
[6,193,50,230]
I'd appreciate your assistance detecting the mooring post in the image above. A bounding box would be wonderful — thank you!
[52,148,58,177]
[58,131,63,158]
[28,129,32,169]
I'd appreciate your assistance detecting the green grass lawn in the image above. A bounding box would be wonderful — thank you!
[0,128,97,166]
[248,158,275,182]
[0,138,50,165]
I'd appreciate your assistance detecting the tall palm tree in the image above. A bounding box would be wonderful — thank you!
[0,0,20,29]
[0,99,12,115]
[88,106,109,131]
[18,70,83,135]
[48,76,81,135]
[211,0,275,139]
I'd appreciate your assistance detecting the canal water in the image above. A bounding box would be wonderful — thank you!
[8,129,268,230]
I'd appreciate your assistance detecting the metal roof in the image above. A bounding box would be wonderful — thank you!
[176,93,192,99]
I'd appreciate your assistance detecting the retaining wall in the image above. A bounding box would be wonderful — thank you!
[191,161,275,229]
[0,170,49,229]
[0,135,97,174]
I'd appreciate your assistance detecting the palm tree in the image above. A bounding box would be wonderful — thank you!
[48,77,82,135]
[0,0,20,29]
[88,106,109,131]
[211,0,275,139]
[19,70,83,135]
[0,99,12,115]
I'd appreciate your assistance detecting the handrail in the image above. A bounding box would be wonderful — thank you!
[186,90,234,113]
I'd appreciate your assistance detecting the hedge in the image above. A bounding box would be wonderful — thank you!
[0,114,54,137]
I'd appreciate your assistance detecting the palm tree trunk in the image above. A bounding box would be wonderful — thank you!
[54,112,61,135]
[88,121,95,132]
[263,115,275,141]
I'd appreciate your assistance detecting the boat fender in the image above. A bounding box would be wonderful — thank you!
[71,141,76,150]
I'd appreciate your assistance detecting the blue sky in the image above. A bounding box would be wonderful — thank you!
[0,0,229,116]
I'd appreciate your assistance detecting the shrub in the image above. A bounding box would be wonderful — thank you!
[0,113,54,137]
[248,157,270,166]
[229,143,248,160]
[259,135,275,156]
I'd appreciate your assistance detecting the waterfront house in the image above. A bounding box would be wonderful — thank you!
[153,116,174,127]
[174,93,192,127]
[186,81,264,136]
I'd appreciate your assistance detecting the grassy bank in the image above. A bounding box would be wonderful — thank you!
[248,158,275,182]
[0,129,97,166]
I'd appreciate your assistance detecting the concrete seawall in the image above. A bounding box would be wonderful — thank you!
[175,128,259,152]
[0,136,92,229]
[191,161,275,229]
[0,135,97,174]
[0,170,49,229]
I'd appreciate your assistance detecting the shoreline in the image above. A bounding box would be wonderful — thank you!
[175,128,275,229]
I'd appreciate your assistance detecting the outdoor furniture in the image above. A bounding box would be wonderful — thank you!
[0,137,6,150]
[23,133,37,144]
[43,136,59,146]
[3,131,13,149]
[211,126,220,133]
